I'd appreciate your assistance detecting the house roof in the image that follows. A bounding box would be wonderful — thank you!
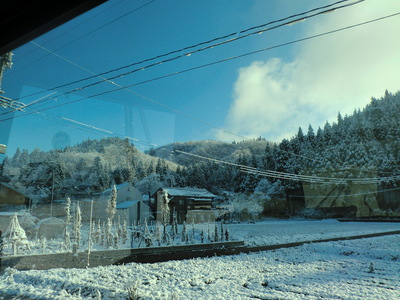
[116,200,140,209]
[160,187,216,198]
[102,182,130,194]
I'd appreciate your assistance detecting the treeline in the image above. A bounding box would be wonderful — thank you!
[0,137,177,203]
[1,90,400,214]
[165,90,400,206]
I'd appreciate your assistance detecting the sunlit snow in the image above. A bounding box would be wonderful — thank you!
[1,219,399,299]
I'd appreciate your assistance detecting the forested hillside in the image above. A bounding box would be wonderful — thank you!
[1,91,400,216]
[148,138,268,166]
[160,90,400,215]
[0,137,178,204]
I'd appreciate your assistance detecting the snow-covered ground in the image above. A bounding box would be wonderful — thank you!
[0,219,399,299]
[228,218,400,245]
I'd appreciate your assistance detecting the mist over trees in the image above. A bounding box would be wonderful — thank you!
[1,90,400,215]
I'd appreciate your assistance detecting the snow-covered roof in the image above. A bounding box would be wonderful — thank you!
[116,200,140,209]
[102,182,130,194]
[161,187,216,198]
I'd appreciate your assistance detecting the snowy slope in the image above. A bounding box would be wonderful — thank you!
[0,220,399,299]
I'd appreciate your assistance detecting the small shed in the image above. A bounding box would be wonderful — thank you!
[153,187,217,224]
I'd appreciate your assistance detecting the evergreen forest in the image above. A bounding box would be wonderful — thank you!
[1,90,400,216]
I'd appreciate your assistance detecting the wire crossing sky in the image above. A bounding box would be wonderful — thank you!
[2,0,400,156]
[11,0,364,105]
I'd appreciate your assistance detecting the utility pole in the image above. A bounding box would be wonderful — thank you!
[0,52,13,93]
[0,52,24,111]
[0,53,13,155]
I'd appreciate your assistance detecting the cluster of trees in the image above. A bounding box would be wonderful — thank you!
[1,90,400,215]
[0,137,177,204]
[166,90,400,213]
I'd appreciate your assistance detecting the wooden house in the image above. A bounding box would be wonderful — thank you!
[153,187,219,224]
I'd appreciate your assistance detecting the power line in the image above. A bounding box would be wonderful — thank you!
[33,111,158,148]
[0,10,397,122]
[12,0,364,103]
[8,6,392,122]
[175,149,400,185]
[2,11,399,165]
[7,10,397,123]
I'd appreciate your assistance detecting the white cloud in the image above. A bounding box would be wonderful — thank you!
[217,0,400,142]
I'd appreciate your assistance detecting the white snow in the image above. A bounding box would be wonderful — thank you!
[1,219,399,299]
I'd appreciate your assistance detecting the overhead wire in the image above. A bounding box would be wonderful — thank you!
[2,11,400,167]
[4,11,396,122]
[12,0,364,103]
[174,150,400,185]
[4,41,161,148]
[5,41,240,150]
[33,111,158,148]
[4,3,383,120]
[3,11,399,185]
[0,0,361,118]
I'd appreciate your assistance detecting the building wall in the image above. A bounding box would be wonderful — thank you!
[95,183,144,223]
[116,201,151,226]
[0,185,28,206]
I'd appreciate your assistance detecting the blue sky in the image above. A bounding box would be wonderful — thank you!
[1,0,400,157]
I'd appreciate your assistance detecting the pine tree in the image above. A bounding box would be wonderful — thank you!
[234,154,249,193]
[156,158,168,181]
[306,124,316,148]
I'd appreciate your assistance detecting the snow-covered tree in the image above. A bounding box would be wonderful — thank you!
[107,185,117,221]
[64,197,71,249]
[161,190,170,226]
[74,204,82,247]
[4,214,30,255]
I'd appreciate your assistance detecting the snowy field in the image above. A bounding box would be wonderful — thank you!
[0,219,399,299]
[228,218,400,246]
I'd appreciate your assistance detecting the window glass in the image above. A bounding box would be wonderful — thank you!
[1,1,400,298]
